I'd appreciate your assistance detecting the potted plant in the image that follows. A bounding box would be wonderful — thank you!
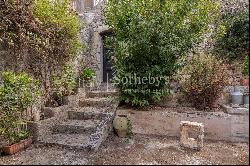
[0,71,41,155]
[79,68,96,90]
[240,56,249,86]
[80,68,96,84]
[1,130,32,155]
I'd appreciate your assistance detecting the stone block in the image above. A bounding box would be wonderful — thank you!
[63,95,79,107]
[180,121,204,150]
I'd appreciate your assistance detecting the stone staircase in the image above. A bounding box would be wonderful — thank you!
[37,84,119,151]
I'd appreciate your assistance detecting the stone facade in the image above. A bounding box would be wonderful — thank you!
[78,0,109,83]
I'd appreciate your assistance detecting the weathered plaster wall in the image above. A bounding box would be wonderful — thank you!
[117,108,249,143]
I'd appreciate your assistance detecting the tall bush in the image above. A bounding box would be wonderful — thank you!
[0,71,41,144]
[181,53,229,110]
[105,0,219,107]
[0,0,83,101]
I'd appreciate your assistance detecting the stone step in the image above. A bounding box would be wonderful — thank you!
[68,107,107,120]
[54,119,100,134]
[90,83,117,91]
[79,97,114,108]
[38,133,90,149]
[87,90,118,98]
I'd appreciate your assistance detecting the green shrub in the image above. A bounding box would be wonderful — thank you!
[0,71,41,144]
[80,68,96,83]
[105,0,219,107]
[33,0,83,59]
[52,64,77,102]
[214,11,249,61]
[181,53,229,110]
[0,0,83,100]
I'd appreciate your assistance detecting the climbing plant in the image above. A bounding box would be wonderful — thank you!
[0,0,83,101]
[104,0,219,107]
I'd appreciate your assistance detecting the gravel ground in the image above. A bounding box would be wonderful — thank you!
[0,134,249,165]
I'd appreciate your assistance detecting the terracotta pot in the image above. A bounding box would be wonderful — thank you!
[113,115,128,138]
[240,78,249,86]
[2,138,32,155]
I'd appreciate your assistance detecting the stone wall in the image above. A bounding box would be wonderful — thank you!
[27,106,69,142]
[117,107,249,143]
[78,0,108,83]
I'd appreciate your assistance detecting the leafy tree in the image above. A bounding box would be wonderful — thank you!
[104,0,219,107]
[213,11,249,61]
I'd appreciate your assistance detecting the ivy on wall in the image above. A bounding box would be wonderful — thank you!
[0,0,84,101]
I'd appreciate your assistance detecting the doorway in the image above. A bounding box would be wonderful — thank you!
[102,32,114,83]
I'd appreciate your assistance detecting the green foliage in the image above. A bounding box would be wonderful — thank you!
[105,0,219,107]
[181,53,229,110]
[52,64,77,100]
[213,11,249,61]
[0,71,41,144]
[242,56,249,77]
[126,118,133,140]
[33,0,83,58]
[0,71,41,112]
[0,0,83,100]
[80,68,96,83]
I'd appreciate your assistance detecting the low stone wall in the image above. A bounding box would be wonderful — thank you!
[27,106,69,142]
[117,107,249,143]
